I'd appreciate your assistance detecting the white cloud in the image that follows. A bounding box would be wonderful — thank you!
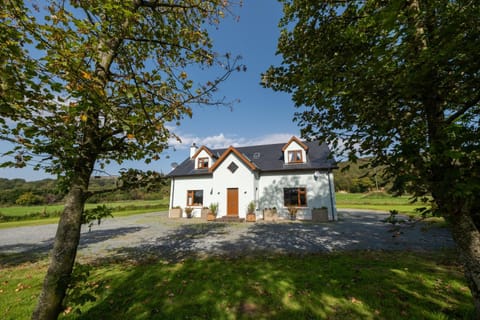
[168,132,296,150]
[242,133,296,147]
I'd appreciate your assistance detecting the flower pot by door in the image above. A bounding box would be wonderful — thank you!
[246,213,256,222]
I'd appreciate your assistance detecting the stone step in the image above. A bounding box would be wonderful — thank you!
[215,216,245,223]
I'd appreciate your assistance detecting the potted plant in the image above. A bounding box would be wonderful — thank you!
[201,206,210,220]
[263,207,277,221]
[207,202,218,221]
[287,206,298,220]
[169,206,182,218]
[312,207,329,222]
[246,201,256,222]
[185,207,194,218]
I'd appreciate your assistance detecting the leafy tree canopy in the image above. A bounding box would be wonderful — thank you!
[1,0,242,189]
[264,0,479,217]
[264,0,480,315]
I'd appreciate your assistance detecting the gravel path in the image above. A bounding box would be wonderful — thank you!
[0,210,455,264]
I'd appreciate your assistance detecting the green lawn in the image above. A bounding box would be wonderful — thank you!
[0,200,167,217]
[336,192,428,216]
[0,251,473,319]
[0,199,169,229]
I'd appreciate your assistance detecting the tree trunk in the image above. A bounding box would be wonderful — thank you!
[32,174,91,320]
[448,211,480,317]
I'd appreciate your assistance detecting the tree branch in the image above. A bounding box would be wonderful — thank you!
[446,92,480,124]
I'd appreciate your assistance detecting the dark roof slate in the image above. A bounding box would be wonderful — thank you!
[167,140,337,177]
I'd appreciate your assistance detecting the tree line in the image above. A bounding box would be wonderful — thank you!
[0,176,170,206]
[0,158,388,208]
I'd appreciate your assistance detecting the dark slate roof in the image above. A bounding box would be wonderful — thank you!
[167,140,337,177]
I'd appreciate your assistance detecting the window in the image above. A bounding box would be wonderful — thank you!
[227,161,238,173]
[198,157,209,169]
[288,150,303,163]
[187,190,203,206]
[284,187,307,207]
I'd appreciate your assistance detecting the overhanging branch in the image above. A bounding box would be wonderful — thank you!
[446,92,480,124]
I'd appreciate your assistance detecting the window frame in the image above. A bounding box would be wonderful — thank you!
[197,157,209,169]
[187,190,204,206]
[288,150,303,163]
[283,187,307,207]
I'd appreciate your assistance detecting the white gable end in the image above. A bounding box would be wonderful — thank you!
[212,153,255,217]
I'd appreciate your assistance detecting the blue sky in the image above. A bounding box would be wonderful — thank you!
[0,1,303,181]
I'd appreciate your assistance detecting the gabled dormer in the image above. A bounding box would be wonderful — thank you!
[191,146,215,170]
[281,136,309,165]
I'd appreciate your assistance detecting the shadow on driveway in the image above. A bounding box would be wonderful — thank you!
[0,226,145,266]
[0,210,455,265]
[100,210,455,263]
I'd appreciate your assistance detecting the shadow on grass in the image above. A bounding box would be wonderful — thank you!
[66,251,474,320]
[0,226,145,267]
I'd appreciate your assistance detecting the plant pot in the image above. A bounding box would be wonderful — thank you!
[169,208,182,218]
[263,209,277,222]
[201,208,210,219]
[312,208,329,222]
[246,213,256,222]
[207,213,216,221]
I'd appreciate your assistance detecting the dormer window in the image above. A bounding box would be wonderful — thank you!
[282,136,308,165]
[198,157,209,169]
[288,150,303,163]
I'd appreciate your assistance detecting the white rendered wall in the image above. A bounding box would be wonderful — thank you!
[211,153,255,218]
[257,171,337,220]
[170,175,213,218]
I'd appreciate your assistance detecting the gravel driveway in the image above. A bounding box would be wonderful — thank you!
[0,209,455,264]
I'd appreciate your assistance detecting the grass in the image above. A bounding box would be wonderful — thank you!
[0,199,169,229]
[336,192,429,216]
[0,200,167,217]
[0,251,474,320]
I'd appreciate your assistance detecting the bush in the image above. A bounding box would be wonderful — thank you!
[15,192,44,205]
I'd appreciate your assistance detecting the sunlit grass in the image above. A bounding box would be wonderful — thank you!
[0,200,167,217]
[0,251,474,319]
[336,192,430,216]
[0,199,169,229]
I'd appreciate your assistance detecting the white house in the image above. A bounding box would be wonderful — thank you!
[167,136,338,221]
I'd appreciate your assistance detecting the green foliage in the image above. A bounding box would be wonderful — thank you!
[15,192,44,206]
[81,205,113,232]
[247,201,256,213]
[263,0,480,221]
[1,0,243,189]
[0,178,61,205]
[209,202,219,216]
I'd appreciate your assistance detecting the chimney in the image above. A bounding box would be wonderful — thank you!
[190,143,197,159]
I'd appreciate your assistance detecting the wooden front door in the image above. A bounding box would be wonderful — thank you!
[227,188,239,216]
